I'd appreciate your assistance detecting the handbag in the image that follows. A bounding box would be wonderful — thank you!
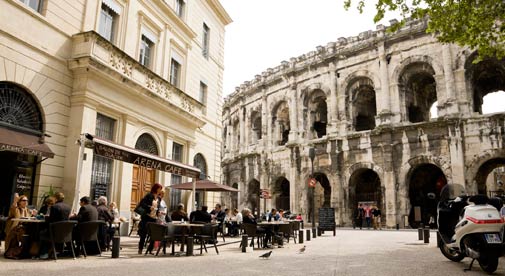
[134,204,146,216]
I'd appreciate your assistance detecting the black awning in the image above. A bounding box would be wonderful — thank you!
[87,134,200,178]
[0,127,54,158]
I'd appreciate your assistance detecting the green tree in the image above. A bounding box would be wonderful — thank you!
[344,0,505,60]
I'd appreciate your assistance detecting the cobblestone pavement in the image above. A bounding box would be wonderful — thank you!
[1,229,504,276]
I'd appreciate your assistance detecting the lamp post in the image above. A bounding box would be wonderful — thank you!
[309,148,316,232]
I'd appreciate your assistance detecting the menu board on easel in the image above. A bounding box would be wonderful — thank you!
[93,182,108,200]
[15,167,34,203]
[318,207,336,236]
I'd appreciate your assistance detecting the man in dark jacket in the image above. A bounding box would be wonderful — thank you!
[71,196,98,223]
[191,206,211,223]
[96,196,114,250]
[46,192,71,224]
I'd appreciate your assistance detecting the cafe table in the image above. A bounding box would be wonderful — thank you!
[171,222,216,254]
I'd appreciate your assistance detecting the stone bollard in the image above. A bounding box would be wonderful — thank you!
[306,229,311,241]
[298,230,304,244]
[186,237,194,256]
[112,236,120,258]
[241,235,248,252]
[423,228,430,244]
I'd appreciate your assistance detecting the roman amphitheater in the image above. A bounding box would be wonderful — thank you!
[222,18,505,228]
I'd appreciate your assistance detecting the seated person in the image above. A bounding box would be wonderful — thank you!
[38,196,55,216]
[4,193,32,257]
[268,208,281,222]
[70,196,98,223]
[171,203,189,222]
[191,206,211,223]
[243,208,272,248]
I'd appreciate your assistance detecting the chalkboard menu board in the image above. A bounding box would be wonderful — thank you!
[318,207,336,236]
[93,182,108,199]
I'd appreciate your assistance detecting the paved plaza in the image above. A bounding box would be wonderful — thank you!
[1,229,504,276]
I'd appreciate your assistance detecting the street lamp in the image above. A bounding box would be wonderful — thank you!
[309,147,316,232]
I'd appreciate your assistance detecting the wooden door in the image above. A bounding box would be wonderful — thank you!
[131,165,156,210]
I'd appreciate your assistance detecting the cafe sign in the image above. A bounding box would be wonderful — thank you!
[91,135,200,178]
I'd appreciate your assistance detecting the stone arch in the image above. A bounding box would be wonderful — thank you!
[231,182,239,209]
[301,88,328,139]
[345,162,384,221]
[272,176,290,211]
[0,81,45,135]
[135,133,159,155]
[132,128,162,155]
[466,149,505,194]
[246,179,260,215]
[464,53,505,114]
[193,153,207,180]
[271,100,290,146]
[345,76,377,131]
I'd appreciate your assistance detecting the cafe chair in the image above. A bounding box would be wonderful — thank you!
[241,223,264,249]
[129,212,141,236]
[278,223,296,244]
[145,222,171,256]
[45,220,78,260]
[193,223,219,255]
[77,220,105,257]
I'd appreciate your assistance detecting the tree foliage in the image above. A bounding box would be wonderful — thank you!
[344,0,505,60]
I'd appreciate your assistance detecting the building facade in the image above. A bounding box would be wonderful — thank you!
[0,0,231,218]
[222,19,505,228]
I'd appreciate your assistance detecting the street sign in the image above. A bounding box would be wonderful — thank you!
[308,177,317,188]
[259,188,271,199]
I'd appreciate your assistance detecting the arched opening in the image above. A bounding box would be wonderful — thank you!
[399,62,437,123]
[474,158,505,196]
[131,133,158,209]
[349,169,382,222]
[0,82,46,216]
[272,101,290,146]
[231,182,239,209]
[232,119,240,152]
[313,173,331,222]
[193,153,207,209]
[273,177,290,211]
[304,90,327,139]
[347,78,376,131]
[249,110,262,144]
[408,164,446,228]
[247,179,260,217]
[482,90,505,114]
[430,101,438,119]
[465,55,505,114]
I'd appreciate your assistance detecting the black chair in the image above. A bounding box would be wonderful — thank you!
[193,224,219,255]
[145,222,174,256]
[44,220,78,260]
[278,223,296,244]
[77,220,105,257]
[241,223,264,249]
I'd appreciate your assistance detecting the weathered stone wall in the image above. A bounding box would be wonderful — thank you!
[222,19,505,228]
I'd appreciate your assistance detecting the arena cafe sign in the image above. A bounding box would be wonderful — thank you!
[92,137,200,178]
[0,143,45,157]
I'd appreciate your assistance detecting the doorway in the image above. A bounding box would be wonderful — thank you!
[130,133,159,209]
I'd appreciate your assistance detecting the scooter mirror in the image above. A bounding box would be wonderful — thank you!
[427,192,436,200]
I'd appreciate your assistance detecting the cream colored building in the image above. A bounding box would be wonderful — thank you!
[0,0,231,219]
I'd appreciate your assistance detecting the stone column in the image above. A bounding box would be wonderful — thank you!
[441,44,459,116]
[289,83,298,142]
[378,42,392,124]
[261,94,268,149]
[239,104,245,153]
[116,116,137,218]
[328,62,338,131]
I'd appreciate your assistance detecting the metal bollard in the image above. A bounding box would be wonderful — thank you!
[423,228,430,244]
[298,230,304,243]
[418,228,423,240]
[277,233,284,247]
[301,221,304,229]
[241,234,248,252]
[317,228,322,236]
[396,223,400,230]
[186,237,194,256]
[306,229,311,241]
[312,228,316,238]
[112,236,120,258]
[436,231,441,247]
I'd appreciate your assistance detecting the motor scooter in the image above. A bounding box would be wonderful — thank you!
[437,184,505,274]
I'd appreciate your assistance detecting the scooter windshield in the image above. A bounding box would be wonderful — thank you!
[440,184,467,202]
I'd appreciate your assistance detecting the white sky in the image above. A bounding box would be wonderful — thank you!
[220,0,504,114]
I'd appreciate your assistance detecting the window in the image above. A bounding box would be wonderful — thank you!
[91,113,116,200]
[199,82,207,105]
[170,59,181,88]
[170,142,184,210]
[139,35,154,67]
[19,0,43,13]
[202,23,210,58]
[175,0,185,18]
[98,3,118,42]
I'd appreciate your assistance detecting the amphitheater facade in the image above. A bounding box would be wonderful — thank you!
[222,19,505,228]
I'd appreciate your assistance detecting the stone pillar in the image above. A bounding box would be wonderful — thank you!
[449,125,465,187]
[441,44,459,116]
[328,62,338,131]
[239,105,245,152]
[261,94,268,149]
[383,171,397,228]
[378,43,392,125]
[289,83,298,142]
[116,116,137,218]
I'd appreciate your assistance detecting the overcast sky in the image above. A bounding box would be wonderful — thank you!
[219,0,504,114]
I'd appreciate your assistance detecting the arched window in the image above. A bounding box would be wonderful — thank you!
[0,82,43,134]
[193,153,207,180]
[135,133,159,155]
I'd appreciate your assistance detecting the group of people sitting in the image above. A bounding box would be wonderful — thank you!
[3,192,121,259]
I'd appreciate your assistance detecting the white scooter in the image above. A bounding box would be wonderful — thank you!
[437,184,505,274]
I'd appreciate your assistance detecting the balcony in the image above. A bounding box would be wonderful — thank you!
[69,31,204,126]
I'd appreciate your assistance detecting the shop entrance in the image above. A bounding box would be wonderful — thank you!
[130,133,159,209]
